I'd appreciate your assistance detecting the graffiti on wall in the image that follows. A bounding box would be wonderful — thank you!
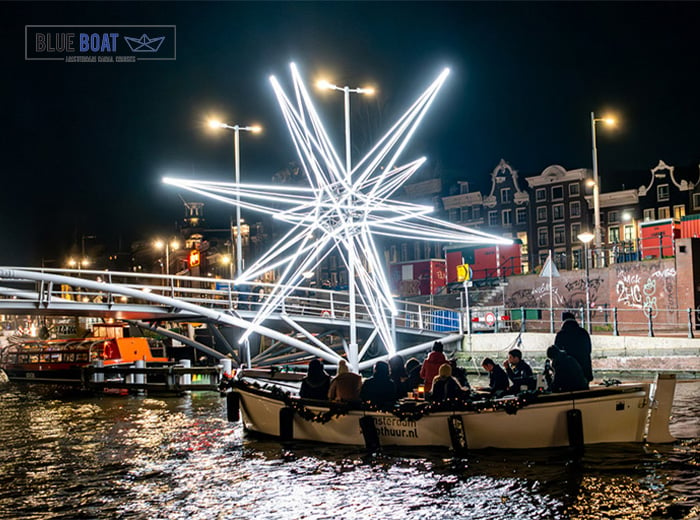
[506,277,603,310]
[615,267,676,317]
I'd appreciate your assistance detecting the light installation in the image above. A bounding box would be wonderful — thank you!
[164,63,511,371]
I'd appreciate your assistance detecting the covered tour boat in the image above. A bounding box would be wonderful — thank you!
[0,322,169,384]
[224,370,677,451]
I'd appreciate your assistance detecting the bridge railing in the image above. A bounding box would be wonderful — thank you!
[0,268,463,334]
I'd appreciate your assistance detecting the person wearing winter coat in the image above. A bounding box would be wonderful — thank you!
[431,363,469,402]
[419,341,447,394]
[328,359,362,403]
[299,358,331,400]
[554,311,593,382]
[546,345,589,393]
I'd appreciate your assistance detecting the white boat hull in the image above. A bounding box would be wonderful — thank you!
[231,375,676,450]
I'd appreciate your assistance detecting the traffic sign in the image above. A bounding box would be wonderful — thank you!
[484,312,496,326]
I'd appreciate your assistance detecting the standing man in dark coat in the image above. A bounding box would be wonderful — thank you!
[554,311,593,382]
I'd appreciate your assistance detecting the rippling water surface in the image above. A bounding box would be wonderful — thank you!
[0,380,697,520]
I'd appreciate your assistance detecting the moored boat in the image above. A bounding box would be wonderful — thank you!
[225,371,677,451]
[0,322,169,384]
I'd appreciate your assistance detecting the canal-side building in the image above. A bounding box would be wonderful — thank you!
[524,164,592,271]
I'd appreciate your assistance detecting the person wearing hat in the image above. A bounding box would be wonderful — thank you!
[431,363,469,402]
[328,359,362,403]
[554,311,593,382]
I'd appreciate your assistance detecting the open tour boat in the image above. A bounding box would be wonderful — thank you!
[224,370,677,451]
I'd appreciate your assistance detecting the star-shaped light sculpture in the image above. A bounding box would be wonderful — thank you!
[164,63,512,371]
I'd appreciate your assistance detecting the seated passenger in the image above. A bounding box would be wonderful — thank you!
[449,358,469,388]
[360,361,397,407]
[388,354,410,398]
[328,359,362,403]
[476,357,509,396]
[405,357,423,391]
[299,358,331,400]
[546,346,589,393]
[431,363,469,402]
[503,348,536,392]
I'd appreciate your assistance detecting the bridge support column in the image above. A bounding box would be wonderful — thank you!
[135,359,146,395]
[178,359,191,394]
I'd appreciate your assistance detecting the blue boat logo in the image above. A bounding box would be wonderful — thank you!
[123,34,165,52]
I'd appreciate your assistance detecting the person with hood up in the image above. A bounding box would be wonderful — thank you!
[420,341,447,394]
[299,358,331,400]
[360,361,397,407]
[327,359,362,403]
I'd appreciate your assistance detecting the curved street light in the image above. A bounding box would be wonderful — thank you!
[208,119,262,277]
[315,77,375,362]
[590,112,616,265]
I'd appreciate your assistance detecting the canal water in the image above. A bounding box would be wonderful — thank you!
[0,380,697,520]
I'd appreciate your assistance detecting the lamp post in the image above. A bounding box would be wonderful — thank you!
[209,120,262,277]
[317,78,374,367]
[578,232,594,333]
[590,112,616,265]
[154,239,179,275]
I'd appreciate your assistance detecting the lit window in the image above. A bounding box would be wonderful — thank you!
[643,209,655,221]
[609,227,620,243]
[658,207,670,219]
[673,205,685,220]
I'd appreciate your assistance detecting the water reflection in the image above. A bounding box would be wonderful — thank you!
[0,381,697,520]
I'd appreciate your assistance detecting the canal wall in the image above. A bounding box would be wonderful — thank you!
[501,238,700,331]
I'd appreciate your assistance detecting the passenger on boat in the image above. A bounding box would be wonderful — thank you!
[299,358,331,400]
[545,345,589,393]
[449,358,469,388]
[405,357,423,391]
[420,341,447,394]
[476,357,509,396]
[388,354,410,398]
[554,311,593,382]
[503,348,536,392]
[327,359,362,403]
[430,363,469,402]
[360,361,397,407]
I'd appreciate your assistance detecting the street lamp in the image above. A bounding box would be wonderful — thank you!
[316,77,374,368]
[154,239,179,275]
[590,112,616,264]
[208,119,262,277]
[578,232,595,333]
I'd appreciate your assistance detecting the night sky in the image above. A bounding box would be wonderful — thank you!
[2,1,699,266]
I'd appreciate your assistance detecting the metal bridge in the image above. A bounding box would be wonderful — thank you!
[0,268,465,371]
